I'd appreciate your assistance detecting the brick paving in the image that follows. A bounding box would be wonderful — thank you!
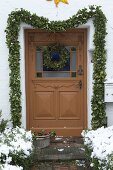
[33,163,85,170]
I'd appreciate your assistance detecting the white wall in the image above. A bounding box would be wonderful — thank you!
[0,0,113,128]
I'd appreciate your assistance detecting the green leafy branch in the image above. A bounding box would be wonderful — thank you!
[5,5,107,129]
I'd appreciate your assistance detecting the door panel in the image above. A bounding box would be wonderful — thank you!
[34,91,55,119]
[59,91,80,119]
[25,29,87,136]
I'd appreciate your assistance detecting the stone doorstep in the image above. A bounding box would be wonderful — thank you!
[51,136,84,144]
[34,152,85,161]
[33,137,85,161]
[32,137,90,170]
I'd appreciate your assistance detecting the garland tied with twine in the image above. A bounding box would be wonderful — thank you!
[6,6,107,129]
[43,44,70,70]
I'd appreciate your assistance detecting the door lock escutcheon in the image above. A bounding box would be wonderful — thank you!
[79,80,82,89]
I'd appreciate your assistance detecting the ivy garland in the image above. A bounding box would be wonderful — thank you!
[43,43,70,70]
[5,5,107,129]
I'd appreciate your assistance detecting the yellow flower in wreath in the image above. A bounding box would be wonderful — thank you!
[54,0,69,7]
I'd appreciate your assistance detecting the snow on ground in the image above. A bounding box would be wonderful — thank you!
[0,164,23,170]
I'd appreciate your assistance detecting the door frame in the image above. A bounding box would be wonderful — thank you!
[25,29,87,135]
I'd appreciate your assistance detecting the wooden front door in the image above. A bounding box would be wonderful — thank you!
[25,29,87,136]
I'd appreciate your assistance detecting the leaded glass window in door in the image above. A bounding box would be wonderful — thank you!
[36,46,76,78]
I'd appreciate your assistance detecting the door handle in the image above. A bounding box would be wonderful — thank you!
[79,80,82,89]
[77,65,83,75]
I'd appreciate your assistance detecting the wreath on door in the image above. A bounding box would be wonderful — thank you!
[43,43,70,70]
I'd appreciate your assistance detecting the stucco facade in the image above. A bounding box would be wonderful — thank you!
[0,0,113,129]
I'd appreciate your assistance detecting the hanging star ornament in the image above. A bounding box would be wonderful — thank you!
[54,0,69,7]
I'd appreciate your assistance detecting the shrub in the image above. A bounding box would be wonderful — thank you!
[82,126,113,170]
[0,110,8,133]
[0,126,33,170]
